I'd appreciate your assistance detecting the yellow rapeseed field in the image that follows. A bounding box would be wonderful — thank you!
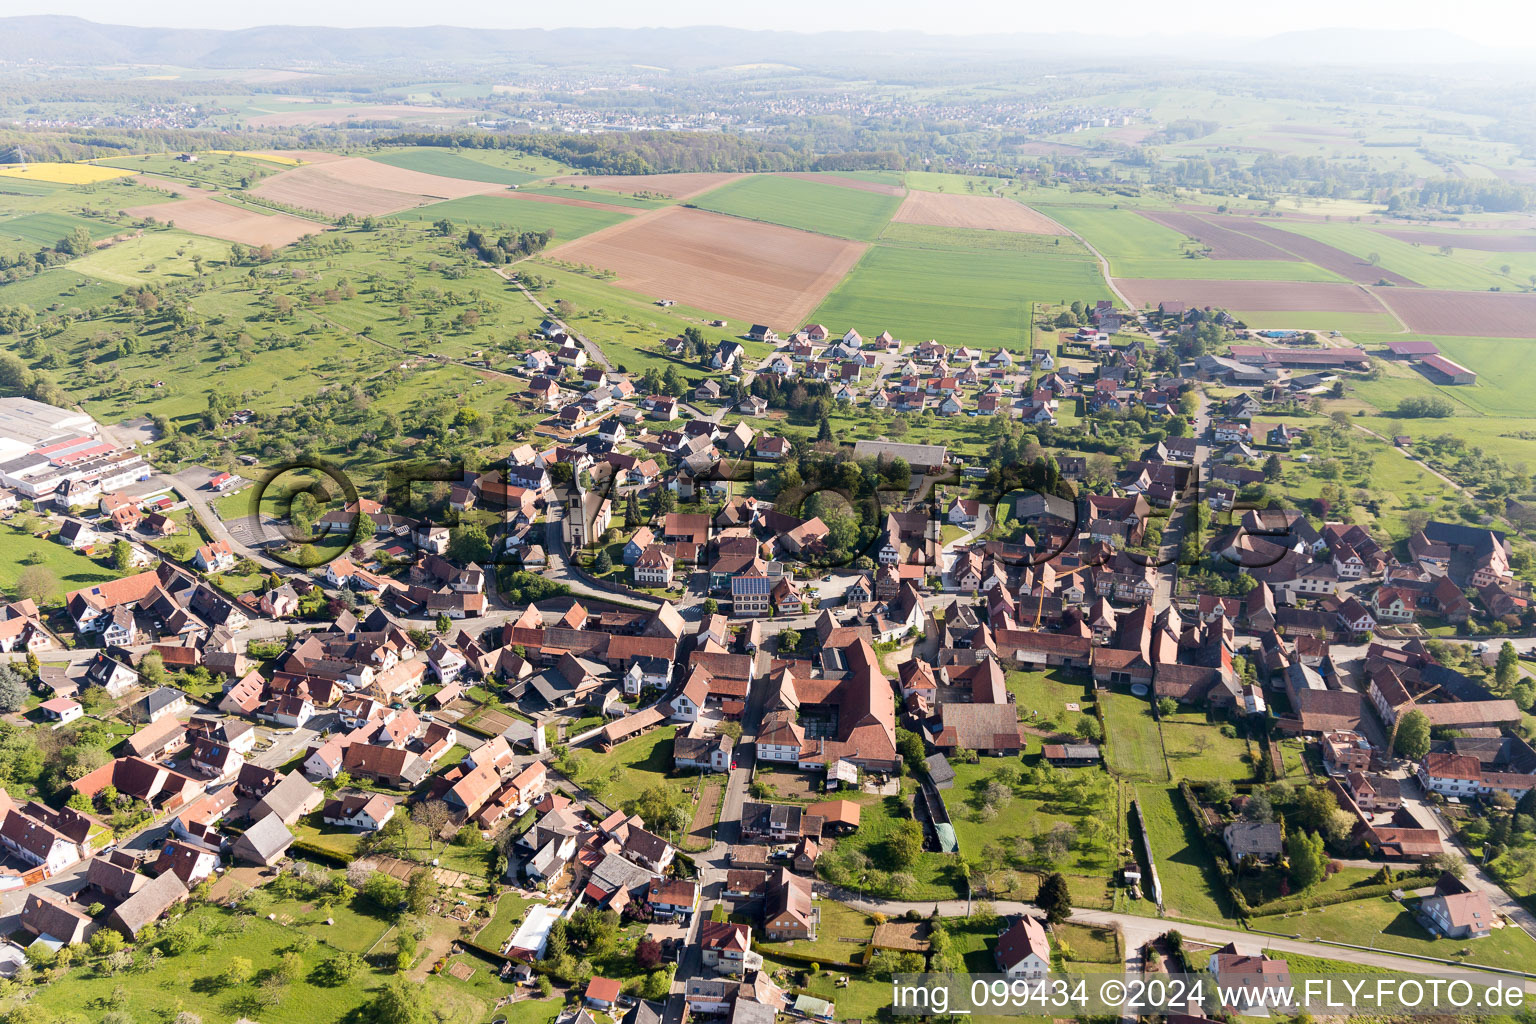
[0,162,134,184]
[208,150,306,166]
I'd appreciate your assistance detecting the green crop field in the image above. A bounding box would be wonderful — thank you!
[1229,308,1406,332]
[396,194,630,241]
[1032,204,1192,264]
[1034,204,1345,282]
[1271,221,1515,291]
[811,243,1111,348]
[878,220,1094,257]
[0,210,117,246]
[516,184,669,209]
[691,174,902,241]
[368,147,543,186]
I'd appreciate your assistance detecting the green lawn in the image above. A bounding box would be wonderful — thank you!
[1132,784,1238,925]
[810,243,1110,350]
[947,759,1118,909]
[265,892,395,954]
[1159,712,1253,782]
[430,954,563,1024]
[761,954,891,1020]
[27,905,379,1024]
[368,147,544,186]
[0,520,121,606]
[757,899,876,965]
[1006,668,1095,726]
[474,892,533,950]
[1101,692,1169,782]
[819,781,966,902]
[691,174,902,241]
[1280,895,1536,974]
[569,724,689,807]
[396,195,632,241]
[1052,921,1123,963]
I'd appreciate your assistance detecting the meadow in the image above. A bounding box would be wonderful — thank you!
[69,230,236,286]
[690,173,903,240]
[1271,220,1517,292]
[395,194,631,240]
[1099,692,1169,782]
[0,520,121,606]
[1035,204,1345,282]
[810,243,1111,349]
[1132,784,1238,925]
[97,151,288,191]
[367,147,544,186]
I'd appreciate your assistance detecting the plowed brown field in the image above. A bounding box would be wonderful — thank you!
[122,196,324,247]
[1371,288,1536,337]
[891,191,1066,234]
[547,172,742,200]
[1113,278,1393,314]
[1139,211,1298,260]
[1373,228,1536,252]
[251,157,505,216]
[1210,217,1420,287]
[550,206,866,328]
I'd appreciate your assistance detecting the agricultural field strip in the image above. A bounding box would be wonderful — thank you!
[548,204,868,328]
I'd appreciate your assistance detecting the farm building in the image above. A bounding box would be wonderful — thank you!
[1418,354,1477,385]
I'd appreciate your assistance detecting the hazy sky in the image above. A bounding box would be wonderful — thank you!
[23,0,1536,48]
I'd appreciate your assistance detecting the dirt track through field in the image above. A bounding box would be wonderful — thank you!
[251,157,507,216]
[548,172,743,200]
[122,196,325,247]
[1138,211,1299,260]
[1113,277,1396,315]
[779,172,905,196]
[1371,287,1536,337]
[891,190,1066,234]
[1207,216,1421,286]
[550,204,867,328]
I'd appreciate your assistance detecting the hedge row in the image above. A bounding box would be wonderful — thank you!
[289,839,351,867]
[751,941,864,971]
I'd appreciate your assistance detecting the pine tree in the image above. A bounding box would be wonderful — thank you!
[625,492,642,529]
[1036,872,1071,924]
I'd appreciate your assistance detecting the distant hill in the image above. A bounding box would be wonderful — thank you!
[1232,27,1498,65]
[0,16,1523,70]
